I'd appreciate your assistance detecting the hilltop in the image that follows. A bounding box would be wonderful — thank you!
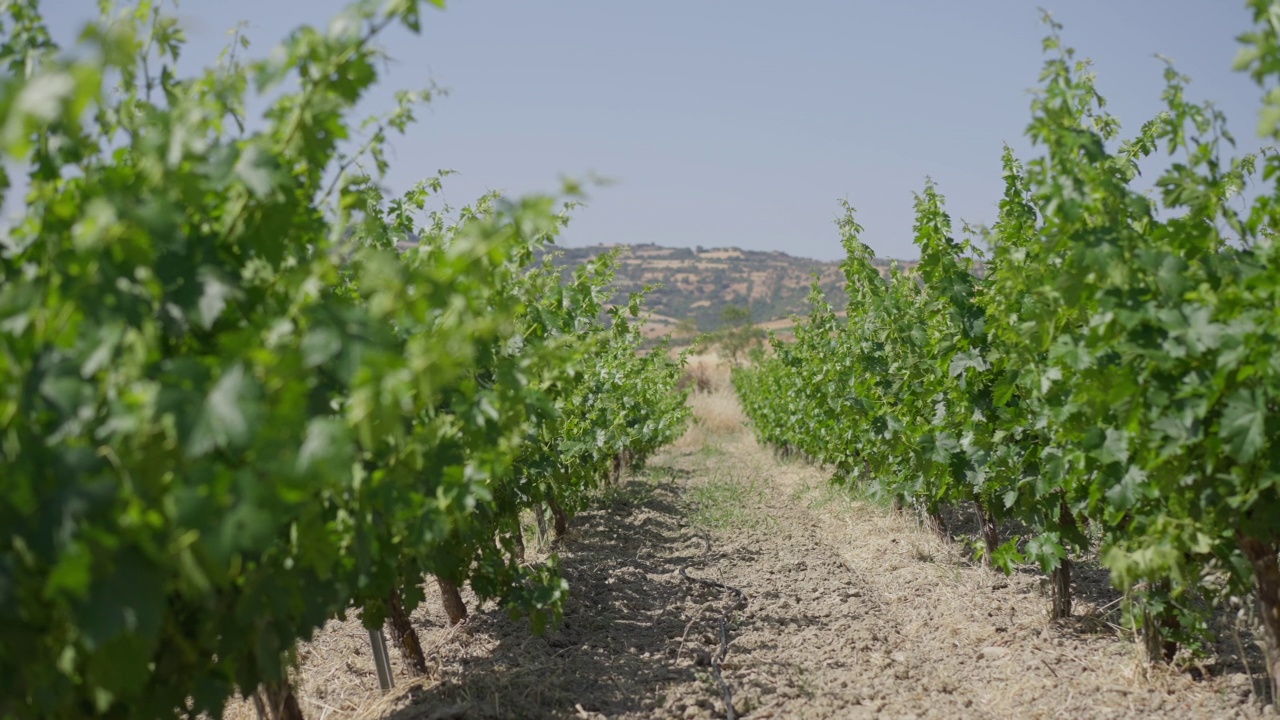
[546,243,918,339]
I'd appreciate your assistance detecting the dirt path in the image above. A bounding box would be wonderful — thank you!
[233,382,1269,720]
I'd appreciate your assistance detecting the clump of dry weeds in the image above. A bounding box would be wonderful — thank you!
[672,353,747,453]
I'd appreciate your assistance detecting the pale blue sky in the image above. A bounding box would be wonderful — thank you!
[42,1,1266,260]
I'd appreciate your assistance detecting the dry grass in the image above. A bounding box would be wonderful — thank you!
[681,352,730,389]
[685,391,746,436]
[672,353,747,453]
[222,613,395,720]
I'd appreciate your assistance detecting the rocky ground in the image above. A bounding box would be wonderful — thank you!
[226,368,1273,720]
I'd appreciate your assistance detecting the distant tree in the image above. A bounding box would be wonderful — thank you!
[717,304,764,363]
[720,305,751,328]
[675,316,699,338]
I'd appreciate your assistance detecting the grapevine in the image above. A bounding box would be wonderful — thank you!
[0,1,690,718]
[735,4,1280,699]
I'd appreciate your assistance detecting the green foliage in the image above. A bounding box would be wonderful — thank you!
[0,2,689,717]
[687,477,764,530]
[721,304,752,328]
[735,5,1280,666]
[710,303,765,361]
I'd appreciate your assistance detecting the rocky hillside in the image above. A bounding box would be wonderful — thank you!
[546,243,917,338]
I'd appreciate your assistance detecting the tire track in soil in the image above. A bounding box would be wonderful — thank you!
[668,442,968,720]
[372,472,757,720]
[652,421,1265,720]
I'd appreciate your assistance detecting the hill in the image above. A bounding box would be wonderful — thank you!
[547,243,918,339]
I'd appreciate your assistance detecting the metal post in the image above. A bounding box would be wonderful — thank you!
[367,628,394,692]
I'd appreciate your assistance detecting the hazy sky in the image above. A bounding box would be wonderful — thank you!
[42,1,1267,260]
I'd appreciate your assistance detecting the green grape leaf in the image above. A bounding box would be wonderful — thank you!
[187,364,258,457]
[1219,388,1266,463]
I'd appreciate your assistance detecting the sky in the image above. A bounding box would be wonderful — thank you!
[39,1,1269,261]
